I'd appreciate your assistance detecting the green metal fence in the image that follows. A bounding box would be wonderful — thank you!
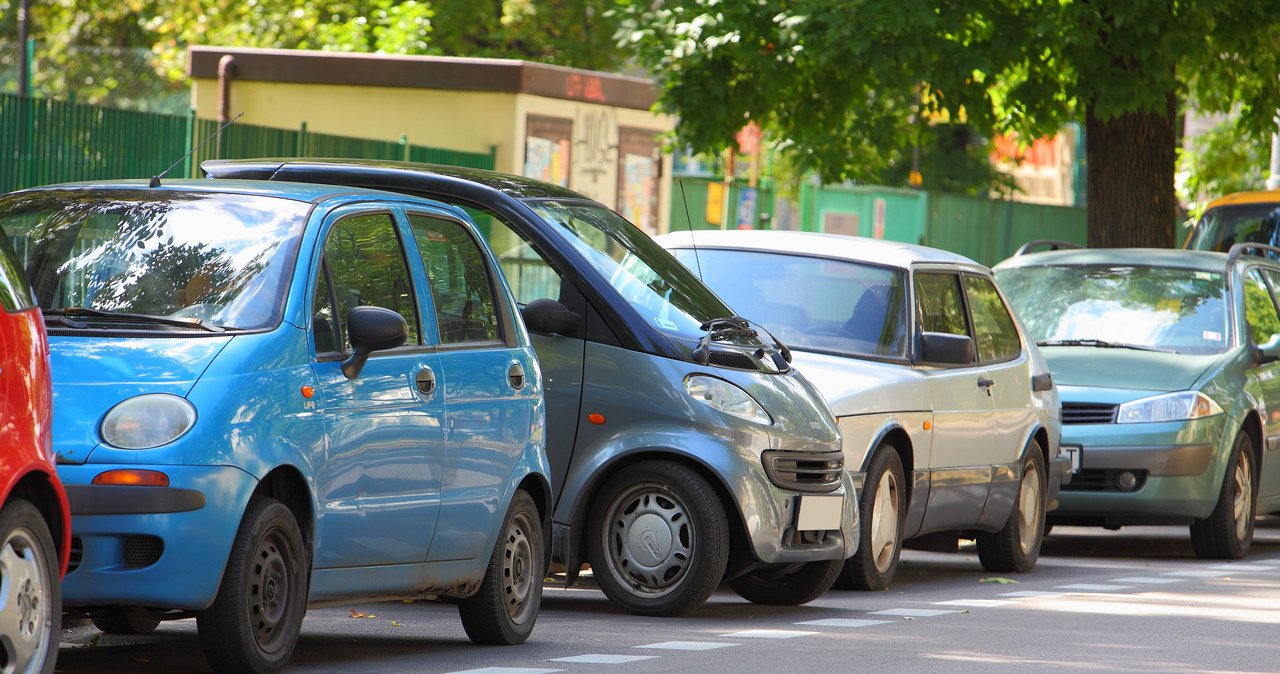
[2,93,496,193]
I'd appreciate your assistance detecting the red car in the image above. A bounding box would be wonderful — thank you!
[0,230,70,674]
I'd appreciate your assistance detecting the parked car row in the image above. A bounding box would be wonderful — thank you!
[2,159,1273,674]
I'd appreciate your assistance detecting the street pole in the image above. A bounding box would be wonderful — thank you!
[1267,112,1280,191]
[17,0,29,96]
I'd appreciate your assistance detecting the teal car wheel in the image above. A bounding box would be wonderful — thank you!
[729,558,843,605]
[91,610,160,635]
[1190,432,1256,560]
[458,491,543,645]
[588,460,729,617]
[0,500,60,674]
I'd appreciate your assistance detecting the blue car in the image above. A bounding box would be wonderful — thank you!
[0,179,550,672]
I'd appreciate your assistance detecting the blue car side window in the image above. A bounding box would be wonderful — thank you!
[407,213,501,345]
[318,212,420,352]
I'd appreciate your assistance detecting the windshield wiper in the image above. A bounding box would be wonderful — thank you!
[1036,338,1175,353]
[692,316,758,364]
[44,308,225,333]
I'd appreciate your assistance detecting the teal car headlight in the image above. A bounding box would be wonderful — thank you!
[684,375,772,425]
[101,394,197,449]
[1116,391,1223,424]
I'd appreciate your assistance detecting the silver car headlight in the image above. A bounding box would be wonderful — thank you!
[1116,391,1223,424]
[101,394,197,449]
[683,375,772,425]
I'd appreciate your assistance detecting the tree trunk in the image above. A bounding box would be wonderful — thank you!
[1085,93,1179,248]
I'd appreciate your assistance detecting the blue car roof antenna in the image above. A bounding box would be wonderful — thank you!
[149,112,244,188]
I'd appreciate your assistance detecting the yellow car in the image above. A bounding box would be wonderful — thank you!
[1184,191,1280,251]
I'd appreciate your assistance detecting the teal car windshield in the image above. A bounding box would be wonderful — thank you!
[528,200,736,337]
[670,248,908,359]
[0,189,309,330]
[997,265,1230,355]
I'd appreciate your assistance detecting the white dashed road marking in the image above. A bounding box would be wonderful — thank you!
[548,655,658,664]
[1000,591,1070,598]
[796,618,893,628]
[1053,584,1133,591]
[635,641,738,651]
[933,599,1018,607]
[1110,576,1185,584]
[1161,570,1232,578]
[719,629,817,639]
[448,669,564,674]
[870,608,959,617]
[1208,563,1278,571]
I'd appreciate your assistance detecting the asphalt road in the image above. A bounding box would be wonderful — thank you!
[57,516,1280,673]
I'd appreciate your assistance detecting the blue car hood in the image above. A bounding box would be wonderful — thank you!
[50,336,232,464]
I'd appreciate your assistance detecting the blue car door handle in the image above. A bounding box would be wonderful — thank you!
[416,366,436,396]
[508,363,526,390]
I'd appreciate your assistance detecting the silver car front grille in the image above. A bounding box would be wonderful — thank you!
[762,450,844,493]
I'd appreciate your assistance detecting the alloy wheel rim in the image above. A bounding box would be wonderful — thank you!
[870,470,900,573]
[600,482,693,598]
[1232,453,1253,542]
[1017,463,1043,555]
[0,526,52,674]
[248,527,293,652]
[502,511,536,623]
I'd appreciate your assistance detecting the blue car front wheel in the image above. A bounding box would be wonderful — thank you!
[197,496,309,674]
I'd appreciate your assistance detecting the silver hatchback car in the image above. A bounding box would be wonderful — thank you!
[658,230,1070,589]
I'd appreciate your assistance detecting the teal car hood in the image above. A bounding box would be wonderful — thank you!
[1040,347,1220,392]
[50,336,232,464]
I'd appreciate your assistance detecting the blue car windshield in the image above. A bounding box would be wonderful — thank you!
[0,189,309,330]
[527,200,738,338]
[670,248,909,360]
[996,265,1231,355]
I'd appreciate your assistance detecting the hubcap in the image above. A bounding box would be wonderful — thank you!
[1232,452,1253,542]
[248,528,293,652]
[0,526,52,674]
[600,483,693,598]
[869,470,900,573]
[1017,462,1043,555]
[502,511,536,624]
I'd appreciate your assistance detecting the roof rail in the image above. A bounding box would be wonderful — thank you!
[1013,239,1084,256]
[1225,242,1280,267]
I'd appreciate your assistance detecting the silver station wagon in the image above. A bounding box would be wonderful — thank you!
[658,230,1070,589]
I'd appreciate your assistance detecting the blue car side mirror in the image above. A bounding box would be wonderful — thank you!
[342,305,408,379]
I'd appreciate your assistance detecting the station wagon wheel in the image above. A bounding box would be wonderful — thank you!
[977,439,1046,573]
[458,491,543,644]
[587,460,728,616]
[836,446,906,591]
[1190,432,1256,560]
[197,496,308,674]
[0,499,60,674]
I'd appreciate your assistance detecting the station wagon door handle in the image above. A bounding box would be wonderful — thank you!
[508,363,526,390]
[415,367,436,396]
[976,377,995,392]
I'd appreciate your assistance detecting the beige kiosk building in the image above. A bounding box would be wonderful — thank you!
[188,46,675,234]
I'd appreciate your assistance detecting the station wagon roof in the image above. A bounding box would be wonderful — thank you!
[657,229,981,270]
[993,247,1238,273]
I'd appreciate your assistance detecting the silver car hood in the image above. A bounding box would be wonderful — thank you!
[788,350,924,417]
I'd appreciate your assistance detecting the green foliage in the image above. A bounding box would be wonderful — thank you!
[1179,116,1271,215]
[618,0,1280,209]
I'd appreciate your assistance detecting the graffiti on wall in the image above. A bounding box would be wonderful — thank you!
[572,108,618,200]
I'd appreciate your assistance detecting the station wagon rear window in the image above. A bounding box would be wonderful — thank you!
[0,189,309,331]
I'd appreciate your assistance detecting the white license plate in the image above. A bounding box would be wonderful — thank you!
[1062,444,1082,473]
[796,494,843,531]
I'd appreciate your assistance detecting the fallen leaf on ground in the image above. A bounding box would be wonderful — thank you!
[347,608,376,619]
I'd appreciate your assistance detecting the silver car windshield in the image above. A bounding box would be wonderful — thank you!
[997,265,1231,355]
[528,200,737,338]
[0,189,309,331]
[670,248,909,360]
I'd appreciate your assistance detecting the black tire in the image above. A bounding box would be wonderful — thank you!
[1190,432,1256,559]
[977,440,1047,573]
[92,610,160,635]
[835,447,905,590]
[729,558,843,606]
[0,499,61,674]
[587,460,729,616]
[459,491,543,645]
[197,497,309,674]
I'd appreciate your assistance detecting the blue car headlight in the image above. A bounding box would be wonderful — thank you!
[101,394,197,449]
[683,375,772,425]
[1116,391,1223,424]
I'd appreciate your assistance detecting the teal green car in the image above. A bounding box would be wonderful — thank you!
[994,243,1280,559]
